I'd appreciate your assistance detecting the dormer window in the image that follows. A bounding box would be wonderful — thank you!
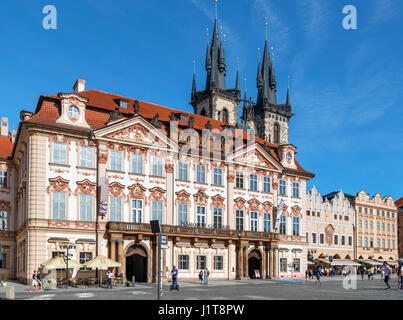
[120,100,128,109]
[180,114,188,122]
[68,106,79,119]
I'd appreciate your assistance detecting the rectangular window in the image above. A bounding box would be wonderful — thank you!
[364,237,368,247]
[0,211,7,231]
[382,223,385,231]
[364,220,368,229]
[214,256,223,270]
[250,174,258,191]
[213,168,222,186]
[152,157,163,177]
[263,177,271,193]
[152,200,163,225]
[292,182,300,198]
[370,238,373,248]
[236,210,244,231]
[341,235,346,246]
[359,220,362,228]
[180,114,188,122]
[110,151,122,171]
[292,217,300,236]
[196,206,206,228]
[178,162,188,181]
[393,240,395,249]
[213,207,222,229]
[0,253,6,268]
[364,208,368,214]
[53,142,67,165]
[79,252,93,271]
[334,235,339,245]
[377,222,380,231]
[0,171,7,188]
[179,255,189,270]
[250,211,258,232]
[178,203,188,226]
[280,215,287,235]
[131,154,143,174]
[279,180,286,196]
[392,224,395,233]
[236,172,244,189]
[196,165,206,184]
[196,256,206,270]
[280,258,287,272]
[120,100,128,108]
[263,213,271,232]
[358,237,362,247]
[312,232,317,244]
[388,239,391,249]
[377,239,381,248]
[382,239,385,248]
[358,207,362,213]
[52,251,64,258]
[348,236,353,246]
[319,233,324,244]
[52,192,66,220]
[387,224,390,232]
[80,146,93,168]
[79,194,93,222]
[131,199,143,223]
[370,221,373,230]
[109,196,122,222]
[293,259,300,272]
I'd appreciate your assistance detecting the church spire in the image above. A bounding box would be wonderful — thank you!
[192,59,197,98]
[235,57,240,92]
[286,76,291,107]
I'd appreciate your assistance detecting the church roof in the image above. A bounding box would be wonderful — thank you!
[0,133,13,158]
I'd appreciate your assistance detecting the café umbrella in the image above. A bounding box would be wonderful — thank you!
[83,255,121,286]
[40,255,82,287]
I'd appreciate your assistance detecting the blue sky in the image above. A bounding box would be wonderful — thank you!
[0,0,402,200]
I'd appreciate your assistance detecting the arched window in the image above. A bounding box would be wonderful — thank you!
[200,109,207,117]
[273,123,280,144]
[222,109,229,123]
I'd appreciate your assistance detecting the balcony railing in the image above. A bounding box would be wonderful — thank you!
[107,222,279,241]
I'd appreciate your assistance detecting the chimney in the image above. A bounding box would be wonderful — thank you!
[12,130,17,144]
[1,117,8,137]
[73,79,86,93]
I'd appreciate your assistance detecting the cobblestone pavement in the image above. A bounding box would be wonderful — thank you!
[1,276,403,300]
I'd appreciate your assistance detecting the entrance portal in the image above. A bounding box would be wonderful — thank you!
[126,245,148,282]
[248,250,261,279]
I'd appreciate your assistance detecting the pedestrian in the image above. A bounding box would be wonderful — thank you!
[36,270,44,291]
[360,267,364,280]
[199,270,203,284]
[171,265,179,290]
[315,267,322,286]
[396,260,403,291]
[381,267,385,280]
[308,269,312,280]
[28,270,37,293]
[370,267,374,280]
[106,270,113,289]
[383,262,391,290]
[203,268,209,285]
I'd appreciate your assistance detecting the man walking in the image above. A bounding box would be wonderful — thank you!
[383,262,391,290]
[315,267,322,286]
[106,270,113,289]
[396,260,403,291]
[171,265,179,290]
[203,268,209,286]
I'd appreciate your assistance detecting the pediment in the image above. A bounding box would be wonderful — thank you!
[228,143,282,172]
[93,116,178,151]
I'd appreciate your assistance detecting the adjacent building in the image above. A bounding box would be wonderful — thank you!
[354,191,399,261]
[395,197,403,258]
[305,187,356,262]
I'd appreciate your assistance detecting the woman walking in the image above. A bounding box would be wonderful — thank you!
[198,270,203,284]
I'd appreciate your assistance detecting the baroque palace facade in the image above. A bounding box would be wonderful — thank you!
[0,9,315,283]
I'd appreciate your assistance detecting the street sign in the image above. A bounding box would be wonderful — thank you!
[160,233,168,246]
[161,244,169,249]
[150,220,160,234]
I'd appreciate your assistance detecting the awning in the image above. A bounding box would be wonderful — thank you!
[330,259,360,266]
[376,259,398,265]
[359,260,383,266]
[318,259,331,264]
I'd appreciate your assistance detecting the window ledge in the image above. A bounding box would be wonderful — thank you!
[176,179,190,183]
[194,181,208,186]
[149,175,166,179]
[211,184,224,188]
[128,172,146,177]
[77,166,96,171]
[49,163,70,168]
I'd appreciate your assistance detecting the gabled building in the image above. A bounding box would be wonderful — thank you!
[394,197,403,258]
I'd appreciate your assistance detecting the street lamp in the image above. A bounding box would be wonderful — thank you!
[60,242,76,289]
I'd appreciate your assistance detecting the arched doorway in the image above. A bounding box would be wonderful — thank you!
[126,245,148,282]
[248,250,261,279]
[345,255,351,260]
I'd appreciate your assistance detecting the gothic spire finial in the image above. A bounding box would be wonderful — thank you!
[265,16,269,42]
[215,0,218,20]
[235,57,240,91]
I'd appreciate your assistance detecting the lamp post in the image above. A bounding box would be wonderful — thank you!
[60,242,76,289]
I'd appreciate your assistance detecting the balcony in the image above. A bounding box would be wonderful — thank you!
[106,222,279,241]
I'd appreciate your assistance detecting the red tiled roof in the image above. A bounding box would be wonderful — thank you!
[28,89,314,177]
[396,197,403,209]
[0,133,13,158]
